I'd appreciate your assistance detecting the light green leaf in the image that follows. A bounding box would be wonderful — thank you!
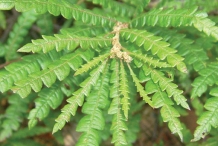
[192,97,218,141]
[19,34,112,53]
[0,0,14,10]
[121,29,187,73]
[74,53,110,76]
[210,87,218,97]
[192,63,218,98]
[76,112,105,132]
[161,105,183,141]
[76,129,100,146]
[0,0,117,26]
[131,7,198,27]
[128,64,153,107]
[146,66,189,110]
[120,61,130,119]
[130,51,171,68]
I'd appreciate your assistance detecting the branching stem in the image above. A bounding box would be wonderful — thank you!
[110,22,132,63]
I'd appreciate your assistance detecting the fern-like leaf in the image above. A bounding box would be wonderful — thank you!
[1,10,37,61]
[129,51,171,68]
[76,64,110,146]
[0,0,217,145]
[18,33,112,53]
[121,29,187,73]
[119,61,130,119]
[161,105,183,141]
[108,59,128,146]
[76,129,101,146]
[131,7,218,40]
[111,113,128,146]
[191,62,218,98]
[145,80,183,141]
[0,0,117,26]
[88,0,135,17]
[28,83,64,128]
[148,27,208,71]
[74,52,110,76]
[131,7,198,27]
[0,57,41,93]
[11,126,50,139]
[145,80,174,108]
[193,12,218,40]
[192,96,218,141]
[60,25,109,37]
[144,66,190,110]
[128,64,153,107]
[122,0,150,13]
[124,78,142,146]
[0,51,62,94]
[0,94,31,141]
[53,60,108,134]
[11,50,93,98]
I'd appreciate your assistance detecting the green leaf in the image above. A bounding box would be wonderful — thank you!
[0,0,117,26]
[88,0,135,17]
[192,63,218,98]
[108,59,128,146]
[0,0,14,10]
[19,34,112,53]
[145,66,190,110]
[12,126,50,139]
[145,80,174,108]
[210,87,218,97]
[192,97,218,141]
[193,12,218,40]
[130,7,218,40]
[0,60,40,93]
[3,10,37,61]
[161,105,183,141]
[74,53,110,76]
[11,51,89,98]
[122,0,149,13]
[76,66,110,146]
[28,119,38,129]
[161,105,180,121]
[121,29,187,73]
[130,51,171,68]
[28,84,64,128]
[0,94,30,140]
[52,113,69,134]
[53,60,108,133]
[128,64,153,107]
[48,60,71,81]
[77,112,105,132]
[120,61,130,119]
[131,7,198,27]
[76,129,101,146]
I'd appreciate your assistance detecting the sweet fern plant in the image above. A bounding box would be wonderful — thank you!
[0,0,218,145]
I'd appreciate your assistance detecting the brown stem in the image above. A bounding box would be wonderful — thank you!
[0,9,19,43]
[0,58,21,69]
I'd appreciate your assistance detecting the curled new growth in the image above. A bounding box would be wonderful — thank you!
[110,22,132,63]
